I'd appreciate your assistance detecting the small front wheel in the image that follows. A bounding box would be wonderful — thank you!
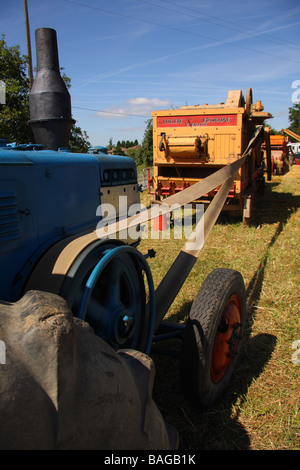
[181,268,246,407]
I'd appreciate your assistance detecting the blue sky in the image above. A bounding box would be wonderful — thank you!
[1,0,300,147]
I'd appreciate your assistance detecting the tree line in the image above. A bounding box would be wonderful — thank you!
[106,119,153,167]
[107,138,139,153]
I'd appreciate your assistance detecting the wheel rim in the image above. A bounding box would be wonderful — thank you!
[211,294,242,384]
[74,245,155,355]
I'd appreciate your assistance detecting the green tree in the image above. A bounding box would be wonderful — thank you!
[136,118,153,167]
[0,34,33,143]
[265,122,281,135]
[107,137,113,151]
[0,34,90,151]
[288,103,300,139]
[126,146,139,160]
[113,141,125,156]
[69,125,90,153]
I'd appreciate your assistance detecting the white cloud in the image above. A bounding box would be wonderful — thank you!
[96,97,171,119]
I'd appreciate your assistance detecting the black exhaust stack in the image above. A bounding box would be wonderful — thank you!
[29,28,75,150]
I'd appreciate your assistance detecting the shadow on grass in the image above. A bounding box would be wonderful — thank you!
[152,330,277,450]
[252,181,300,224]
[246,179,300,324]
[151,177,299,450]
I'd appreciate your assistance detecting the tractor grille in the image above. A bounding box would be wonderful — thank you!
[0,190,20,243]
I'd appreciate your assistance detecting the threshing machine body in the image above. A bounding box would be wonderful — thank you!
[151,89,272,219]
[261,132,289,174]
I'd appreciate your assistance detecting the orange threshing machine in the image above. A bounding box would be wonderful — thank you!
[151,88,272,223]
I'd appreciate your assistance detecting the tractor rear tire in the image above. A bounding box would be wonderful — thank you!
[0,290,178,450]
[181,268,246,407]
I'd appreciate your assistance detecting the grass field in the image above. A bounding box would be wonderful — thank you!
[139,165,300,450]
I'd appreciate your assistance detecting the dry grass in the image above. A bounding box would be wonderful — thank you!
[139,166,300,450]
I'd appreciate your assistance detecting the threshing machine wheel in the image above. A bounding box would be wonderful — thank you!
[60,242,155,355]
[181,268,246,407]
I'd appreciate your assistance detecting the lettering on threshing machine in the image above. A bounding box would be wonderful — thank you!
[158,114,237,127]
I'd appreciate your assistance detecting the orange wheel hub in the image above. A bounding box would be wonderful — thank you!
[211,295,242,384]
